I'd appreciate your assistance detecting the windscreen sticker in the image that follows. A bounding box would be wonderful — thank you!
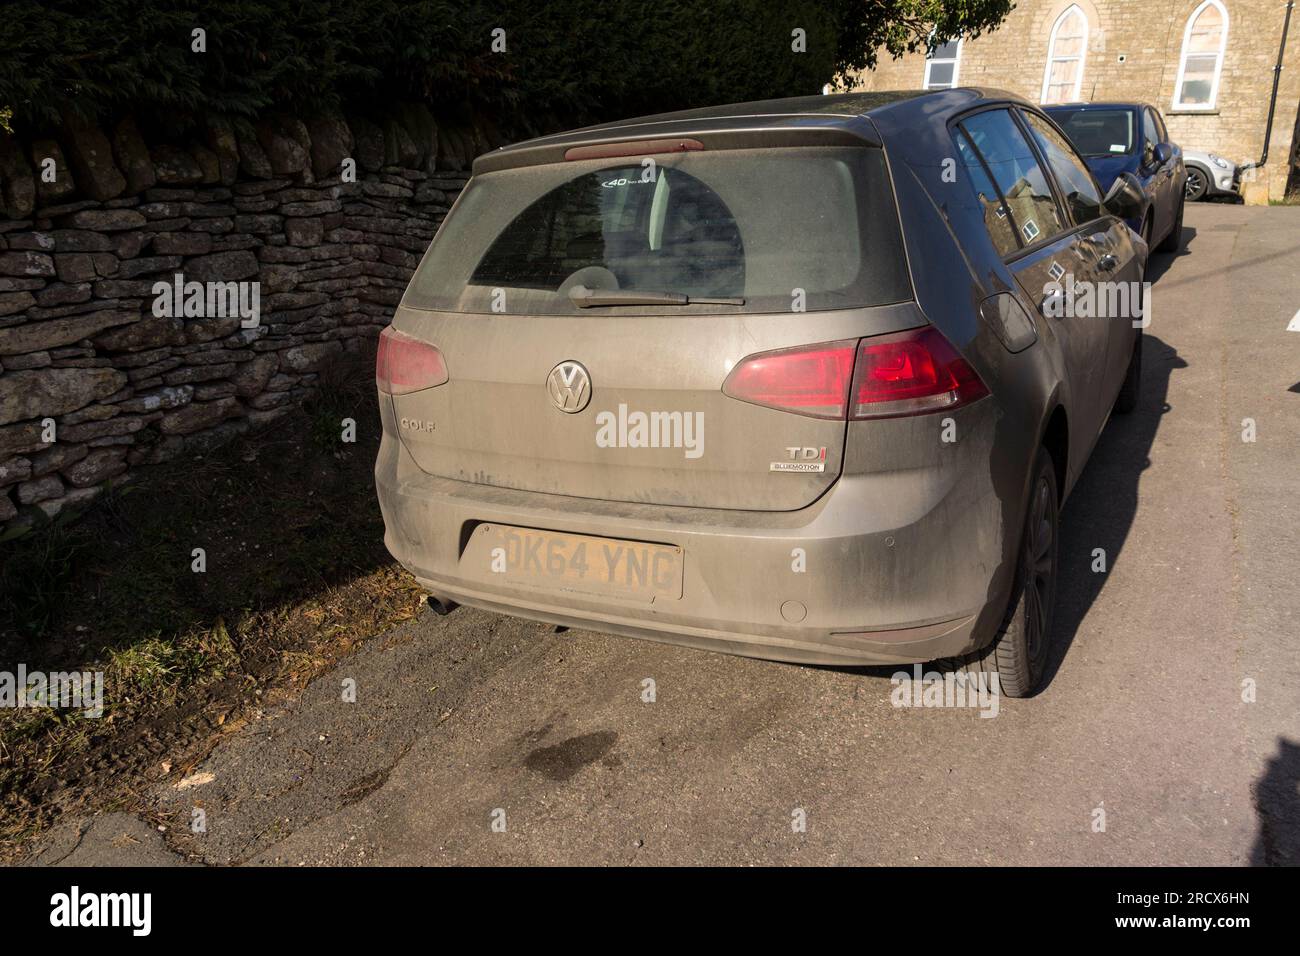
[1109,144,1126,152]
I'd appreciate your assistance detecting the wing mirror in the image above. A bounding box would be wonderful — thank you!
[1104,172,1144,221]
[1153,142,1173,166]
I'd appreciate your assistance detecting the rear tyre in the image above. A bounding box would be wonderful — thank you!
[957,448,1059,698]
[1140,217,1153,280]
[1185,167,1208,201]
[1114,327,1143,414]
[1156,197,1184,253]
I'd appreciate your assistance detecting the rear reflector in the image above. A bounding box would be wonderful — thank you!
[376,326,448,395]
[723,327,988,420]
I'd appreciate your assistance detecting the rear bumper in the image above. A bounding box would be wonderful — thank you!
[375,399,1016,668]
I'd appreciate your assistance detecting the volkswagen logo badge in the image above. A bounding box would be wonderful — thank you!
[546,360,591,413]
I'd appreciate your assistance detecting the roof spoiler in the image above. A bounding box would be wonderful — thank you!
[473,120,881,175]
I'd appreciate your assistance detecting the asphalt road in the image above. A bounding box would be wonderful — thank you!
[33,203,1300,867]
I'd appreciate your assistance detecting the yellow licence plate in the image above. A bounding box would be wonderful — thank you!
[465,524,683,600]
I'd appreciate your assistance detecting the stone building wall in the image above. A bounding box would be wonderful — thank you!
[0,108,494,536]
[851,0,1300,203]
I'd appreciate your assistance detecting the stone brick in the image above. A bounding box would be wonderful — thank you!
[62,448,128,487]
[112,116,157,195]
[151,232,213,256]
[0,366,124,426]
[0,456,32,486]
[58,209,147,231]
[151,145,204,186]
[61,109,127,201]
[17,473,63,504]
[281,340,343,373]
[158,396,243,435]
[94,317,185,352]
[59,415,148,443]
[0,251,55,277]
[0,291,36,316]
[285,217,325,246]
[0,310,134,355]
[185,250,259,282]
[28,443,88,478]
[30,139,76,205]
[115,385,194,414]
[231,352,279,397]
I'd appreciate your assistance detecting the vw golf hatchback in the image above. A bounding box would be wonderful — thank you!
[375,89,1147,696]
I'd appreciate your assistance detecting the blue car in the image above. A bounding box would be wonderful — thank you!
[1044,102,1186,256]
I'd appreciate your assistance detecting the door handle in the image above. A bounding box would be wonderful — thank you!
[1097,253,1119,272]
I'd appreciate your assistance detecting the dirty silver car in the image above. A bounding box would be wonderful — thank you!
[375,89,1146,696]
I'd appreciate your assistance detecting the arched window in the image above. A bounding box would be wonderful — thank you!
[1041,5,1089,104]
[1173,1,1229,109]
[924,38,962,90]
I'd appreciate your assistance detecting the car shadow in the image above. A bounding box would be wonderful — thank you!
[1251,737,1300,865]
[1035,227,1192,684]
[1145,224,1197,285]
[1041,330,1186,689]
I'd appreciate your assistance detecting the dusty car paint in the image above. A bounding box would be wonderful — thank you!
[375,88,1145,682]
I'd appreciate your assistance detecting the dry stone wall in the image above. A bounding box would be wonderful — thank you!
[0,108,495,536]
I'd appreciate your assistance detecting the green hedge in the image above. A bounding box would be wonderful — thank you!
[0,1,1012,135]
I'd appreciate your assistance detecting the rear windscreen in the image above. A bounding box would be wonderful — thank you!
[402,146,911,315]
[1047,109,1135,157]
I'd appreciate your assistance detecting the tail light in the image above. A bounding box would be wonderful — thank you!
[723,327,987,420]
[376,326,448,395]
[850,326,988,418]
[722,340,858,419]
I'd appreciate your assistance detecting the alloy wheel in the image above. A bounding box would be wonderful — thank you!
[1024,475,1054,663]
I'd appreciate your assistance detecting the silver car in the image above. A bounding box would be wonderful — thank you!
[375,89,1148,697]
[1183,148,1239,200]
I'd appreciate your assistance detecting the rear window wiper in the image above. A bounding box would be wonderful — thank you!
[568,285,744,308]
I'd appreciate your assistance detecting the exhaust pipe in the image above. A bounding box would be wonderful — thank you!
[425,595,459,616]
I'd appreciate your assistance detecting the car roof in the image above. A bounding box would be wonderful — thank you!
[1043,102,1155,112]
[474,87,1031,174]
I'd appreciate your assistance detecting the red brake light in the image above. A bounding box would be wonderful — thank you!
[722,340,857,419]
[376,326,448,395]
[851,326,988,419]
[564,138,705,161]
[722,328,988,420]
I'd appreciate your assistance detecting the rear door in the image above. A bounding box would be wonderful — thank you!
[1142,107,1173,238]
[1022,108,1143,410]
[388,144,918,512]
[954,107,1110,463]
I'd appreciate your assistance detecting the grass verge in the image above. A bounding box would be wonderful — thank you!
[0,353,423,861]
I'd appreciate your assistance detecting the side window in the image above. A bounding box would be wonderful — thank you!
[958,109,1065,247]
[1022,111,1104,225]
[954,129,1021,256]
[1142,108,1160,160]
[1151,108,1169,143]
